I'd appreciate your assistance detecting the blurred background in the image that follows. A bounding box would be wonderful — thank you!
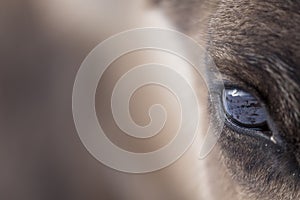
[0,1,227,200]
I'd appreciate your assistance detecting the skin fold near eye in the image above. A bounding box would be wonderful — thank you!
[222,88,268,129]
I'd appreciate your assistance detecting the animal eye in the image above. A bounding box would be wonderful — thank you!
[222,88,270,132]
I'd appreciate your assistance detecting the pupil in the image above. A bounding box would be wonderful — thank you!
[223,89,267,128]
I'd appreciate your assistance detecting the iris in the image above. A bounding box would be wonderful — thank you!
[222,88,269,131]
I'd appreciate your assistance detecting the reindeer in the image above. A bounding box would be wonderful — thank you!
[0,0,299,199]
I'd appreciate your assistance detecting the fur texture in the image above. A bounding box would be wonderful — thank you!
[157,0,300,199]
[208,1,300,199]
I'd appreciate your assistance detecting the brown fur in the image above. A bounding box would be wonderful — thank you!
[1,0,299,199]
[157,0,300,199]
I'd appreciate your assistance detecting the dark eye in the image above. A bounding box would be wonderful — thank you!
[222,88,270,132]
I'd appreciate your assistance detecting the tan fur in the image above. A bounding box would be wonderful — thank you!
[1,0,299,200]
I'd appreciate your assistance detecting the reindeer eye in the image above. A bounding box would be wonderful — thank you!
[222,88,270,131]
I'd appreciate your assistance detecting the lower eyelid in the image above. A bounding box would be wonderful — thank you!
[224,114,272,139]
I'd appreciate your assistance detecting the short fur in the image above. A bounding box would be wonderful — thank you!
[156,0,300,199]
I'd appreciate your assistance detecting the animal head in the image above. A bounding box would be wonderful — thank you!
[156,0,300,199]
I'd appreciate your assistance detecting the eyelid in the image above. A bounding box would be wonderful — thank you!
[224,117,272,140]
